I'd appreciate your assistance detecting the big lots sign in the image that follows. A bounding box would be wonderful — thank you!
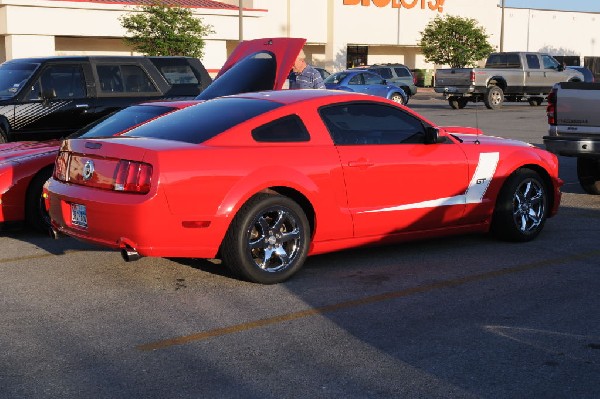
[343,0,445,13]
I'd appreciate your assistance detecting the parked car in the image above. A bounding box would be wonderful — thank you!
[367,63,418,98]
[46,38,561,284]
[0,101,197,232]
[315,67,331,80]
[434,52,584,109]
[324,69,408,104]
[0,55,211,142]
[565,66,595,83]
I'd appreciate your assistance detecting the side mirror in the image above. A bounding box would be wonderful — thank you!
[557,64,565,72]
[424,126,440,144]
[42,88,57,100]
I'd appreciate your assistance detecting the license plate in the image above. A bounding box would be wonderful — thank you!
[445,87,458,93]
[71,203,88,228]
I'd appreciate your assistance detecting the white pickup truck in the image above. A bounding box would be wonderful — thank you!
[434,52,584,110]
[544,81,600,194]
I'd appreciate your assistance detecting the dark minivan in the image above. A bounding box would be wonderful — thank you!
[0,56,211,142]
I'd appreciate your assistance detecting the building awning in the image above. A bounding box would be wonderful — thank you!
[45,0,242,10]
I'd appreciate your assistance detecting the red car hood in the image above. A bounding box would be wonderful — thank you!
[0,140,60,163]
[440,126,532,148]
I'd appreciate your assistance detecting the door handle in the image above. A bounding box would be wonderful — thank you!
[76,104,89,109]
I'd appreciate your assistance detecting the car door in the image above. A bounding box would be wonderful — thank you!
[361,72,390,98]
[16,62,93,139]
[320,101,469,237]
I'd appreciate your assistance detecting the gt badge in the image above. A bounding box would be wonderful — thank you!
[82,160,95,181]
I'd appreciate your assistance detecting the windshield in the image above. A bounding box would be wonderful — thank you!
[0,61,39,98]
[74,105,178,138]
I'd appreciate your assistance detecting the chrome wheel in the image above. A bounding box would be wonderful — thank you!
[247,206,303,273]
[492,169,548,242]
[512,178,546,234]
[221,193,310,284]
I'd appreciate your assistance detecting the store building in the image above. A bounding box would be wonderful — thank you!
[1,0,599,79]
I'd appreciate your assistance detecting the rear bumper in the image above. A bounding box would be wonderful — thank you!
[434,86,476,96]
[543,136,600,157]
[46,178,227,259]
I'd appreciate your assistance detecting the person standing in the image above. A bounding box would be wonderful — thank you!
[289,49,325,89]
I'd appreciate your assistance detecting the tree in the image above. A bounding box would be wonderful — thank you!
[419,15,494,68]
[119,1,214,58]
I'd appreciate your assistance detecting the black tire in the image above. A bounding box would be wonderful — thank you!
[528,97,543,106]
[390,92,405,105]
[221,193,310,284]
[448,97,459,109]
[0,125,7,143]
[25,168,53,233]
[491,169,548,242]
[577,157,600,195]
[484,86,504,110]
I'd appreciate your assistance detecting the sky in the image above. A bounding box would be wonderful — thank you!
[504,0,600,12]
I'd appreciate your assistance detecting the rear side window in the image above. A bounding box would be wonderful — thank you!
[252,115,310,142]
[124,97,282,144]
[372,68,392,79]
[96,64,158,93]
[526,54,541,69]
[158,65,199,85]
[394,67,411,77]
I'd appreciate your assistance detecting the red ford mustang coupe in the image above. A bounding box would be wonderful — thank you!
[46,38,562,284]
[0,101,196,232]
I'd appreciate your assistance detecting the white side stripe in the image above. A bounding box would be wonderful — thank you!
[360,152,500,214]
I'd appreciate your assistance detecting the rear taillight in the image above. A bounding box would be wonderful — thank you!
[470,70,476,84]
[546,88,557,125]
[114,160,152,194]
[54,151,70,182]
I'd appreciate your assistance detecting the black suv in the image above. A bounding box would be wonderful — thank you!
[0,56,211,142]
[367,64,418,98]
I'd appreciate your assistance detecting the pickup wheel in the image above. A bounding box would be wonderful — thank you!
[484,86,504,109]
[491,168,548,242]
[577,157,600,195]
[221,193,310,284]
[528,97,543,106]
[448,97,467,109]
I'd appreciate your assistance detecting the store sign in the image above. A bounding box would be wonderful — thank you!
[343,0,445,13]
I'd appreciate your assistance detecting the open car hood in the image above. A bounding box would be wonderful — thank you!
[196,37,306,101]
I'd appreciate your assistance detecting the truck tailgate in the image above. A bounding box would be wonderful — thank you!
[557,87,600,129]
[434,68,472,87]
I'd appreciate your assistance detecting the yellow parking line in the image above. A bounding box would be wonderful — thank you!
[137,249,600,352]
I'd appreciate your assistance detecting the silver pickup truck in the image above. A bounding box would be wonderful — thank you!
[544,81,600,194]
[434,52,584,110]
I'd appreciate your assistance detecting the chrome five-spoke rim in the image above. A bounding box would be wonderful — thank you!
[512,178,545,233]
[247,207,302,273]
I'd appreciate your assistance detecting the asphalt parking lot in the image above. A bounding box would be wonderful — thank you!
[1,92,599,399]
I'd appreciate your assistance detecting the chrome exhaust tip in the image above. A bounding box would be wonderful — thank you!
[121,246,141,262]
[49,227,61,240]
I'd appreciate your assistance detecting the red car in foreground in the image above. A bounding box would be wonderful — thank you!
[46,38,562,284]
[0,101,196,232]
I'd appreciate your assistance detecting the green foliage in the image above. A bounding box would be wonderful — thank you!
[119,1,214,58]
[419,15,494,68]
